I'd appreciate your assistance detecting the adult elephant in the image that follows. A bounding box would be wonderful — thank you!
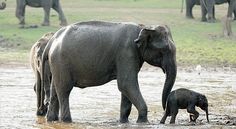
[184,0,236,22]
[30,32,54,116]
[0,1,6,10]
[16,0,67,26]
[41,21,177,123]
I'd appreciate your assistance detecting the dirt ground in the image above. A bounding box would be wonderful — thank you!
[0,64,235,129]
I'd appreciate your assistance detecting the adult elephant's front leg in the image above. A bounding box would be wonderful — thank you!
[42,7,50,26]
[116,59,148,123]
[16,0,26,26]
[120,94,132,123]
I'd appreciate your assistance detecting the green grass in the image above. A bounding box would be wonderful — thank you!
[0,0,236,67]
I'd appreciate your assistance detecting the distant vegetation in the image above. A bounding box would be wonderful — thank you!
[0,0,235,66]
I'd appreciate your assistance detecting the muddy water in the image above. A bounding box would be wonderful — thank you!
[0,65,235,129]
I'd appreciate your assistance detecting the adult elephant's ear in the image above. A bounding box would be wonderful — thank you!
[134,28,154,48]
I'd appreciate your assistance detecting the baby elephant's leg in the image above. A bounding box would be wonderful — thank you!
[189,114,195,122]
[160,110,168,124]
[170,108,178,124]
[187,106,199,122]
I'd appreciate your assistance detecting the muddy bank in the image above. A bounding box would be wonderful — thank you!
[0,65,235,129]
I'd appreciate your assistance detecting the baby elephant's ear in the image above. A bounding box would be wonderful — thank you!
[134,28,154,48]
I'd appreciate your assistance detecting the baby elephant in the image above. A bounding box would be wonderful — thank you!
[160,88,209,124]
[30,32,54,116]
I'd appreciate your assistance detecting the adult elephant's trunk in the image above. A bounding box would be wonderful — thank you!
[0,1,6,10]
[162,44,177,110]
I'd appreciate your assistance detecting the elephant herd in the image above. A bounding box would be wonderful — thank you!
[0,0,236,25]
[183,0,236,22]
[2,0,230,124]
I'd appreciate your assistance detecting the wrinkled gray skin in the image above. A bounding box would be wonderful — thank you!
[160,88,209,124]
[41,21,177,123]
[0,1,6,10]
[30,32,54,116]
[184,0,236,22]
[16,0,67,26]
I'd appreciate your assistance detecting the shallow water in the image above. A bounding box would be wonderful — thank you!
[0,65,235,129]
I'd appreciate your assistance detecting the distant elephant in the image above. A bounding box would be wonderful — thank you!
[16,0,67,26]
[160,88,209,124]
[0,1,6,10]
[183,0,236,22]
[41,21,177,123]
[234,2,236,19]
[30,32,54,116]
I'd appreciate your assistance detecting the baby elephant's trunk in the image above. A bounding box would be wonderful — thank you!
[205,108,209,123]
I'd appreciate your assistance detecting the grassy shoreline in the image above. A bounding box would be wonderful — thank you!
[0,0,236,67]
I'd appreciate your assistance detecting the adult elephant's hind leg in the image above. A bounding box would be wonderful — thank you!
[200,1,208,22]
[55,70,73,123]
[52,4,67,26]
[120,94,132,123]
[170,108,178,124]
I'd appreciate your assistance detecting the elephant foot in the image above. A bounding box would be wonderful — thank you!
[41,22,50,26]
[18,22,26,28]
[61,117,72,123]
[186,15,194,19]
[136,116,148,123]
[19,24,25,29]
[46,113,59,122]
[19,21,25,25]
[201,18,207,22]
[36,107,47,116]
[160,119,165,124]
[36,110,45,116]
[119,117,129,123]
[207,19,216,23]
[60,21,68,26]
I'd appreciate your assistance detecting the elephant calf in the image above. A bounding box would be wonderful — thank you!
[30,32,54,116]
[160,88,209,124]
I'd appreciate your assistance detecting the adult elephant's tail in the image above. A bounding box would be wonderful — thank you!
[39,34,55,112]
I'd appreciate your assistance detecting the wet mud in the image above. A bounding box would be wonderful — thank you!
[0,65,235,129]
